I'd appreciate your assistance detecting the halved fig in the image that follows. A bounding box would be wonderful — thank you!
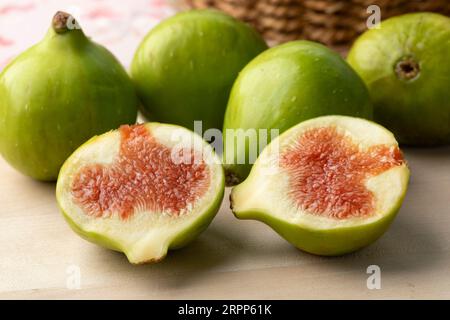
[230,116,409,255]
[56,123,224,264]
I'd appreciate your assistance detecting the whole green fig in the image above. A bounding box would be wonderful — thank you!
[0,11,138,181]
[131,9,268,131]
[347,12,450,145]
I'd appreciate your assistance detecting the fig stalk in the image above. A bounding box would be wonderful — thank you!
[52,11,77,34]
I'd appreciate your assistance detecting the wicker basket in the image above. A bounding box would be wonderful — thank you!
[185,0,450,48]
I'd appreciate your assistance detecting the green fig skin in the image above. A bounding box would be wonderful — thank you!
[130,9,268,131]
[222,41,373,185]
[0,13,139,181]
[231,194,406,256]
[347,13,450,146]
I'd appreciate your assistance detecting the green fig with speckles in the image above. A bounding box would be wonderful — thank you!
[0,11,138,181]
[347,12,450,146]
[130,9,268,132]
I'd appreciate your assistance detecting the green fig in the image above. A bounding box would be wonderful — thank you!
[0,11,139,181]
[56,122,224,264]
[347,12,450,146]
[231,116,409,256]
[222,41,372,186]
[130,9,268,131]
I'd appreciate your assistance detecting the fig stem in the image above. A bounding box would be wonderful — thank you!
[395,57,420,81]
[52,11,80,34]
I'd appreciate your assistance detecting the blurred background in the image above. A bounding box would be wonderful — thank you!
[1,0,449,70]
[188,0,449,47]
[0,0,179,70]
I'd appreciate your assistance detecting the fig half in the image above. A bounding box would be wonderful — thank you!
[56,123,224,264]
[231,116,409,255]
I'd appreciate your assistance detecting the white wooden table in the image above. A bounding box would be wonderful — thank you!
[1,146,449,299]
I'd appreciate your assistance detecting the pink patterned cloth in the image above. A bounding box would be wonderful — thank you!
[0,0,179,71]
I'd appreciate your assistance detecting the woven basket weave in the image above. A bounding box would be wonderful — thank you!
[185,0,450,47]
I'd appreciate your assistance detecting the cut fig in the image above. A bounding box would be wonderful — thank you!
[230,116,409,256]
[56,123,224,264]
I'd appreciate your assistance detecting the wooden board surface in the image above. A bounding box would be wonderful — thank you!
[1,146,449,299]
